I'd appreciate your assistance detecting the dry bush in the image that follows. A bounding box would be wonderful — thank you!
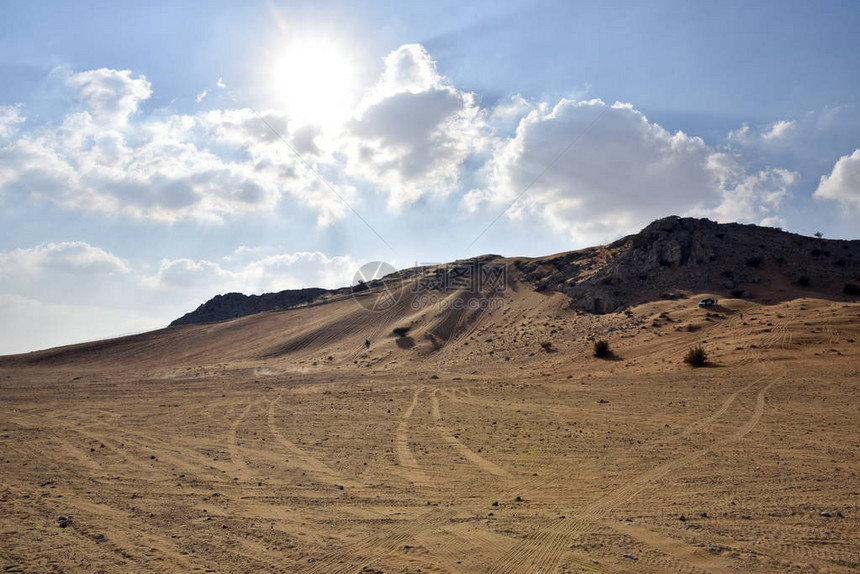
[684,345,707,367]
[593,339,611,358]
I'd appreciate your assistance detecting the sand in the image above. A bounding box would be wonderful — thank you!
[0,287,858,572]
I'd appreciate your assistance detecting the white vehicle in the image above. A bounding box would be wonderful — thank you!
[698,297,718,308]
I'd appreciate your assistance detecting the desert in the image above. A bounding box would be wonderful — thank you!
[1,218,858,573]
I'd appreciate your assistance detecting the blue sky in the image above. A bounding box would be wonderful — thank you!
[1,0,858,354]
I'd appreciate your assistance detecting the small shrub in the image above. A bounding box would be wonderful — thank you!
[797,276,811,287]
[392,326,410,337]
[540,341,553,351]
[684,346,708,367]
[745,257,763,269]
[844,283,860,296]
[593,339,611,358]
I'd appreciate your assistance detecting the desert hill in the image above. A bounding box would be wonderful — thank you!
[2,216,856,373]
[169,287,328,326]
[167,216,860,327]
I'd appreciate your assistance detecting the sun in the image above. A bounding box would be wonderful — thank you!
[270,38,356,129]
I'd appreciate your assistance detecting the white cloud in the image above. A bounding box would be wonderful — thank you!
[0,242,129,277]
[759,215,787,229]
[729,119,797,144]
[0,110,281,221]
[0,105,25,140]
[147,251,355,293]
[0,70,351,224]
[814,148,860,210]
[0,242,357,354]
[195,89,208,104]
[696,167,796,224]
[346,44,486,209]
[761,120,796,141]
[64,68,152,126]
[465,98,795,245]
[0,242,131,308]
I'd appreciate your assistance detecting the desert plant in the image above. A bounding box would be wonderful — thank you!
[392,326,410,337]
[844,283,860,296]
[684,345,708,367]
[540,341,553,351]
[593,339,611,358]
[797,276,811,287]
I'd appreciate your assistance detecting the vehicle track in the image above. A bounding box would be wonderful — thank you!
[603,519,735,573]
[487,379,777,573]
[267,394,367,492]
[394,387,432,487]
[430,389,511,478]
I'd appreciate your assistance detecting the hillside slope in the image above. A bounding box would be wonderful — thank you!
[1,217,857,372]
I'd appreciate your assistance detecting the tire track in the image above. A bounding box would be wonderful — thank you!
[267,394,366,491]
[604,519,734,573]
[394,387,431,487]
[431,389,511,478]
[227,400,259,477]
[487,379,777,573]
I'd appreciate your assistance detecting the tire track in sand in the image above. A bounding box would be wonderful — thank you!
[430,389,511,478]
[604,519,735,573]
[394,387,431,487]
[267,394,366,491]
[487,379,777,574]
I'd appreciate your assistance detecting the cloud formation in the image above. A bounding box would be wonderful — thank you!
[0,70,355,223]
[0,241,358,353]
[814,148,860,210]
[0,242,132,309]
[729,119,797,144]
[464,98,794,244]
[0,242,129,277]
[148,251,355,293]
[346,44,486,209]
[64,68,152,126]
[0,44,848,248]
[0,105,25,140]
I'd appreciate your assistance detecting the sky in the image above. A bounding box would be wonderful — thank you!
[1,0,859,354]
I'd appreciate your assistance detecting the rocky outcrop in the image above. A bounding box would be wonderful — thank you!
[524,216,860,313]
[169,288,328,326]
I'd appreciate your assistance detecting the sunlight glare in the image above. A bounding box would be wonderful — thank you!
[271,38,356,129]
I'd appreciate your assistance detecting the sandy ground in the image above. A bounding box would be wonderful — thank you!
[0,292,858,573]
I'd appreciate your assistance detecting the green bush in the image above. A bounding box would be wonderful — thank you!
[392,326,410,337]
[540,341,553,351]
[684,345,708,367]
[593,339,611,358]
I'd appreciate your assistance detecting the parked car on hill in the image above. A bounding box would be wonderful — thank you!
[698,297,717,308]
